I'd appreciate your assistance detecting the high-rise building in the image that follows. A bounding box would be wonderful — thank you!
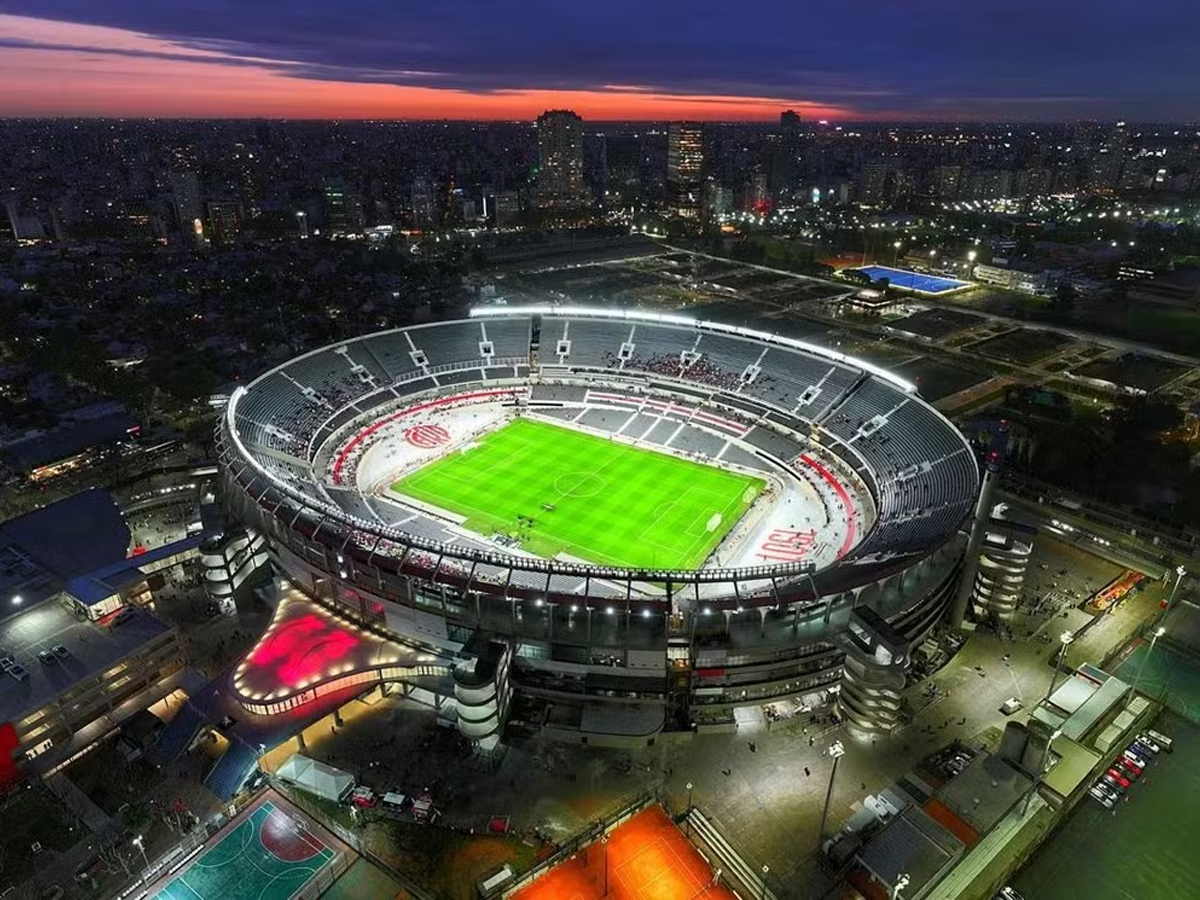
[169,171,203,232]
[667,122,704,219]
[206,200,241,245]
[322,180,364,235]
[780,109,802,134]
[535,110,589,211]
[3,195,24,241]
[855,161,891,205]
[493,191,520,228]
[410,177,438,228]
[931,165,962,200]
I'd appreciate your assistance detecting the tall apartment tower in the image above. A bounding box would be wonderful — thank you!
[535,110,588,211]
[667,121,704,219]
[169,171,203,232]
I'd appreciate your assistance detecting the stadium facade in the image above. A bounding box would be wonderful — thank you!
[217,307,980,743]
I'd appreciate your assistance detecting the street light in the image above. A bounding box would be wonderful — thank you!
[1022,728,1062,814]
[10,595,21,606]
[761,864,770,900]
[685,782,694,836]
[1045,630,1074,702]
[132,834,150,877]
[1132,626,1167,697]
[892,240,902,266]
[601,834,609,897]
[818,741,846,849]
[1162,565,1187,622]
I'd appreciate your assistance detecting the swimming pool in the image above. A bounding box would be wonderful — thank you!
[855,265,970,294]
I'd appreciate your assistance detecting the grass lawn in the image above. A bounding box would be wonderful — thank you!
[392,418,764,569]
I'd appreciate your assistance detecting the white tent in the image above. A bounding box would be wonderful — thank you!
[275,754,355,803]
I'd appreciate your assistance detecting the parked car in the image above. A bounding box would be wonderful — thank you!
[38,650,57,665]
[111,607,136,626]
[1114,758,1141,778]
[1124,746,1150,768]
[1000,697,1023,715]
[1130,739,1157,760]
[1145,729,1173,751]
[52,645,70,658]
[1099,773,1127,794]
[349,786,378,808]
[1106,769,1131,789]
[1135,733,1162,754]
[1092,781,1121,803]
[1088,786,1115,808]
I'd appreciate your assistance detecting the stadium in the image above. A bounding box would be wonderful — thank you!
[216,306,981,747]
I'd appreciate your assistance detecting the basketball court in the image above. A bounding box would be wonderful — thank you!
[150,791,350,900]
[512,806,738,900]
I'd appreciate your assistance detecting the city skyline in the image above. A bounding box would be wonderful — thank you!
[1,2,1198,121]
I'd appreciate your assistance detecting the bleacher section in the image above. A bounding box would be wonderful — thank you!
[754,348,859,415]
[360,332,425,382]
[744,427,805,461]
[478,317,531,360]
[410,321,485,368]
[530,384,589,403]
[665,427,727,458]
[544,317,621,367]
[283,348,376,408]
[149,701,206,765]
[204,740,261,800]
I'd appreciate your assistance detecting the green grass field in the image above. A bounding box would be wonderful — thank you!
[392,417,764,569]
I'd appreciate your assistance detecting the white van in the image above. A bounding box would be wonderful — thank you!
[381,792,409,818]
[1145,729,1174,752]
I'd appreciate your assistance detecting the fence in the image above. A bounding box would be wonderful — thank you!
[685,806,778,900]
[270,778,438,900]
[117,787,263,899]
[493,790,657,898]
[290,849,349,900]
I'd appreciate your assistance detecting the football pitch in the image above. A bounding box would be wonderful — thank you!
[392,417,765,569]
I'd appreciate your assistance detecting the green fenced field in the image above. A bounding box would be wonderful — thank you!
[392,418,764,570]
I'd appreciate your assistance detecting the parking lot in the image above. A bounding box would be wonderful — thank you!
[1014,713,1199,900]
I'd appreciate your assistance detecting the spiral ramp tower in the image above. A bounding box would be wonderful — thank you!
[836,606,911,737]
[971,519,1037,621]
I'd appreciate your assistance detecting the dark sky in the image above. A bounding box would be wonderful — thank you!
[1,0,1197,119]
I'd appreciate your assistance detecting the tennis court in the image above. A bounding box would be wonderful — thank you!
[151,796,343,900]
[512,806,737,900]
[856,265,970,294]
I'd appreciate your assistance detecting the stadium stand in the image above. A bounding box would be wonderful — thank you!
[411,321,485,368]
[359,332,426,381]
[223,309,978,611]
[478,317,532,360]
[545,317,621,367]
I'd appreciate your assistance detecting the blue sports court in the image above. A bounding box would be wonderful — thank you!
[856,265,971,294]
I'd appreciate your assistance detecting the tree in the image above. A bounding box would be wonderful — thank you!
[1050,281,1076,314]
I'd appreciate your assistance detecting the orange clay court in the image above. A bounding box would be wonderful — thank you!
[513,805,739,900]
